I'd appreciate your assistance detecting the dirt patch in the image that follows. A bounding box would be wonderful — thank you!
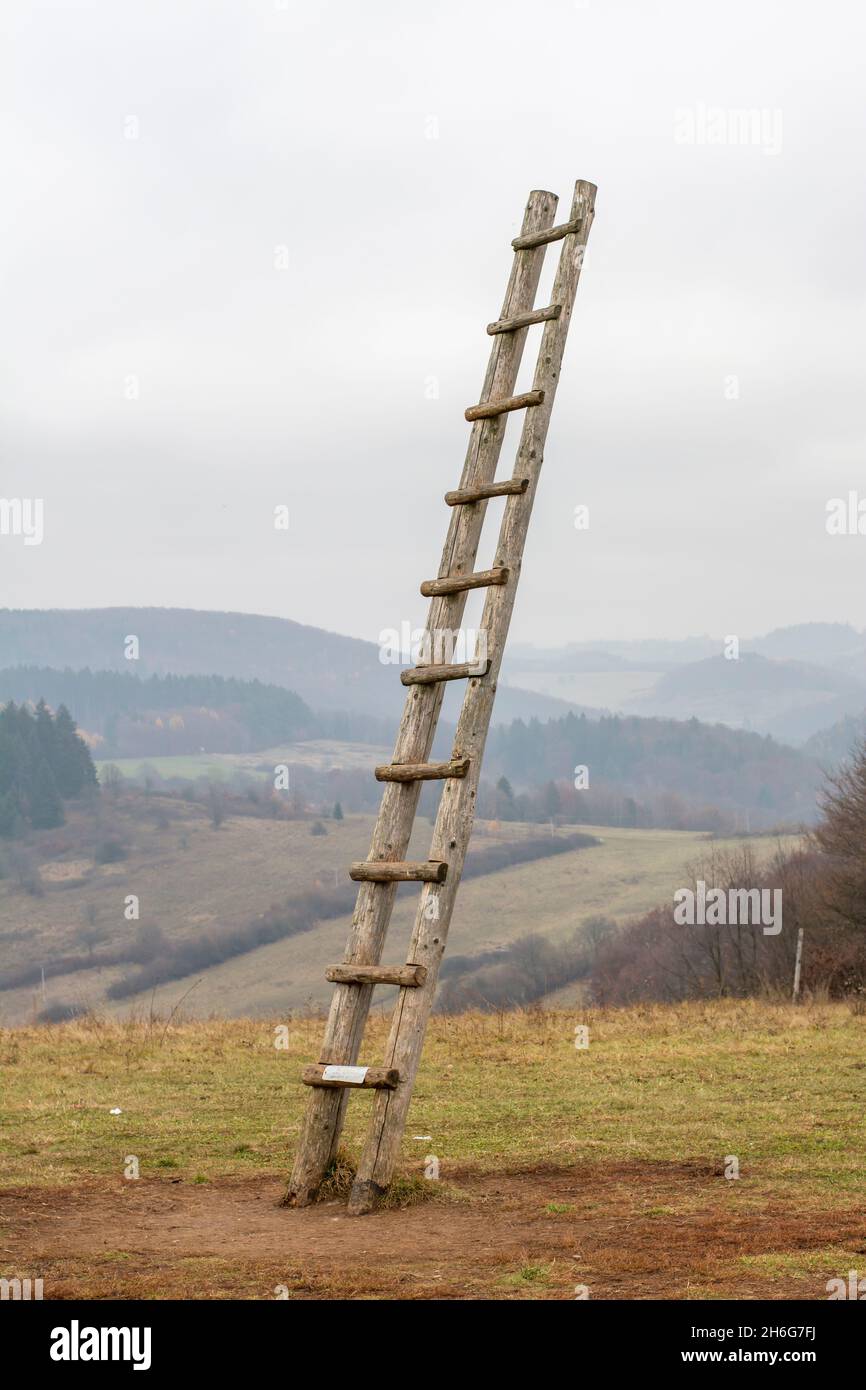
[37,859,93,882]
[0,1162,859,1300]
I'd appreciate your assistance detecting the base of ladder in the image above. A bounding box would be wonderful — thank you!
[346,1178,387,1216]
[284,1176,385,1214]
[281,1185,311,1209]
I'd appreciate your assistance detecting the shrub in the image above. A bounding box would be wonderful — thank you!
[94,838,126,864]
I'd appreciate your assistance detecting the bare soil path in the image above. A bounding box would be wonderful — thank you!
[2,1161,860,1300]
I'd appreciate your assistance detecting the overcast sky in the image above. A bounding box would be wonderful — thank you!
[2,0,865,648]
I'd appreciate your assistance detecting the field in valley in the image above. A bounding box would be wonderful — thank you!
[0,793,797,1024]
[94,739,393,781]
[1,1001,863,1300]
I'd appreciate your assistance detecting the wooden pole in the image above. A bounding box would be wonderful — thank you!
[792,927,804,1003]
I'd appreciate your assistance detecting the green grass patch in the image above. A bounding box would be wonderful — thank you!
[1,1002,864,1211]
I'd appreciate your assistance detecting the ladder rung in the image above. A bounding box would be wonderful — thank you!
[374,757,470,783]
[445,478,529,506]
[512,217,582,250]
[349,859,448,883]
[302,1064,399,1090]
[401,659,491,686]
[325,964,428,987]
[487,303,562,335]
[465,389,544,422]
[420,566,509,598]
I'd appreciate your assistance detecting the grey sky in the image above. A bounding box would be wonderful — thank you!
[2,0,865,649]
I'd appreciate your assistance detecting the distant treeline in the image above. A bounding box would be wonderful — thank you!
[439,741,866,1011]
[485,710,820,828]
[0,883,359,999]
[0,668,828,831]
[0,667,397,757]
[477,775,774,835]
[591,740,866,1004]
[803,711,866,770]
[105,885,359,999]
[0,701,97,837]
[437,917,615,1013]
[461,830,598,879]
[588,843,805,1005]
[438,825,866,1012]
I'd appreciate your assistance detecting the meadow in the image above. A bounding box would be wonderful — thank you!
[0,792,797,1023]
[1,1001,863,1299]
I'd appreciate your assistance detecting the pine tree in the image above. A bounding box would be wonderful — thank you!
[0,787,20,838]
[495,775,516,822]
[333,801,344,821]
[543,780,561,818]
[30,758,65,829]
[35,698,59,765]
[53,705,98,797]
[0,707,33,819]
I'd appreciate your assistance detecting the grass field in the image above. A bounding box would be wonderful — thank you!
[0,797,797,1024]
[1,1001,863,1299]
[108,822,798,1021]
[94,740,392,781]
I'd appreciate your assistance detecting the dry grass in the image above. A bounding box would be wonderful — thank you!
[1,999,863,1199]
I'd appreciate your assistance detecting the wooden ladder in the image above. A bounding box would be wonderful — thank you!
[286,179,597,1215]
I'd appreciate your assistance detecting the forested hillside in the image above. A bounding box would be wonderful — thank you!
[0,668,319,757]
[803,714,866,770]
[486,709,821,825]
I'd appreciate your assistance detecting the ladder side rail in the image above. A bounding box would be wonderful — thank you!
[347,180,597,1214]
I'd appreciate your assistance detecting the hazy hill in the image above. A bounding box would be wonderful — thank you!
[503,625,866,745]
[507,636,719,667]
[0,608,595,728]
[803,712,866,770]
[510,624,866,671]
[628,653,866,744]
[749,622,865,666]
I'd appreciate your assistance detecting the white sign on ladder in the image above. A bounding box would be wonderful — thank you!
[321,1065,369,1085]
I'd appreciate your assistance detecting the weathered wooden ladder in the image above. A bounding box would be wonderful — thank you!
[287,179,596,1214]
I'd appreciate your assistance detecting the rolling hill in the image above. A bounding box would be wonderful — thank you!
[505,631,866,746]
[627,653,866,743]
[0,607,596,728]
